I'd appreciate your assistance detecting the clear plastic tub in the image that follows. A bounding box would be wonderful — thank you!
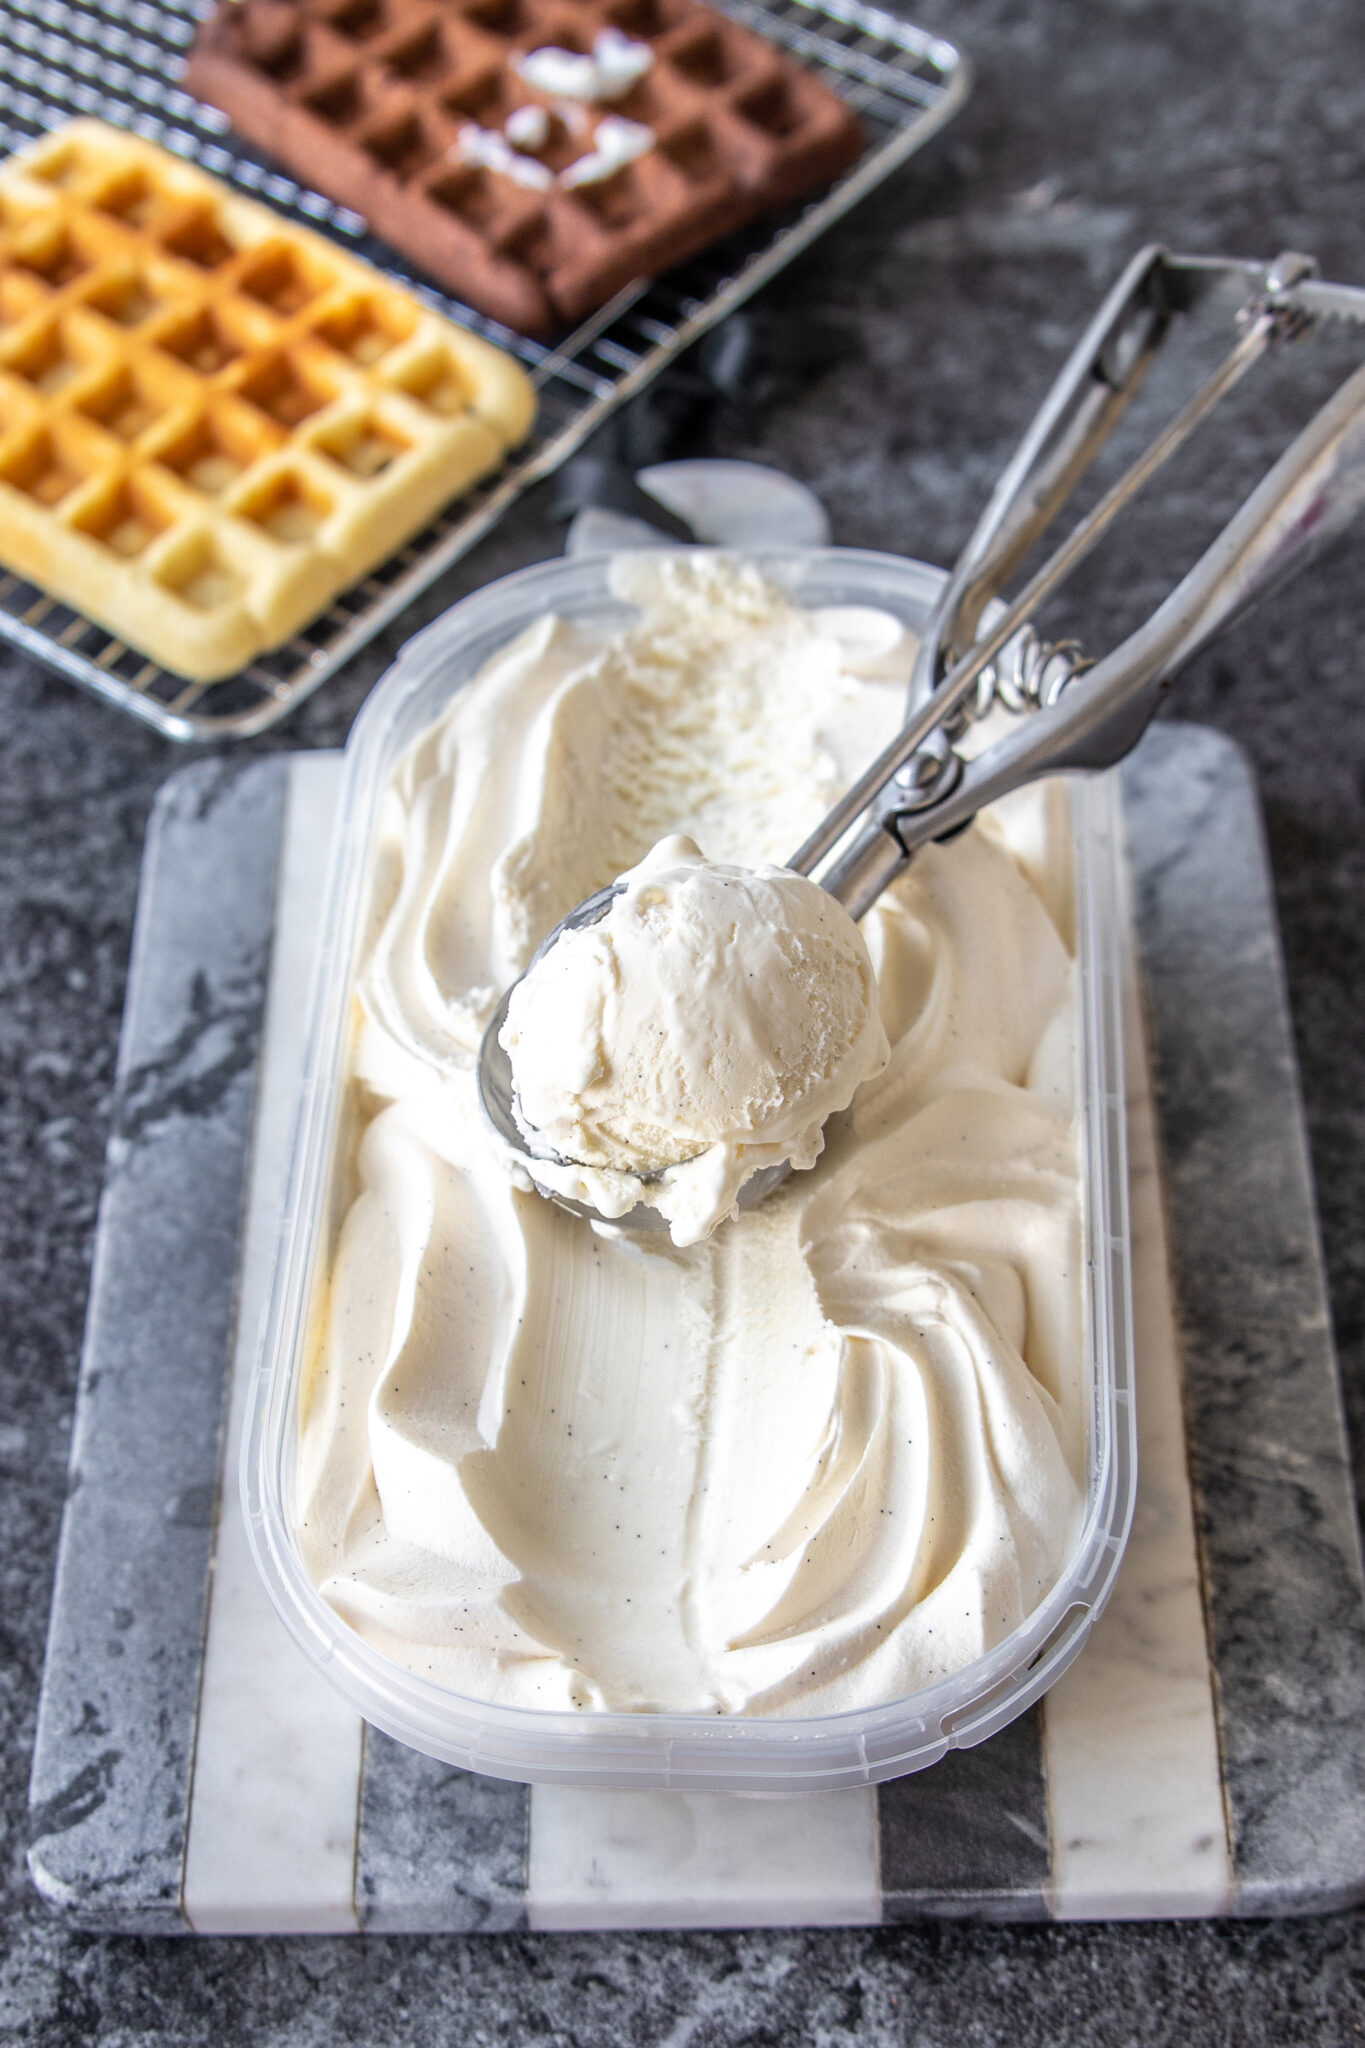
[244,548,1137,1793]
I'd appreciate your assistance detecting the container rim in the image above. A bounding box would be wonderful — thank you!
[242,548,1138,1791]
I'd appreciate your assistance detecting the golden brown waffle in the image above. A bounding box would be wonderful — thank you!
[0,121,535,682]
[185,0,866,337]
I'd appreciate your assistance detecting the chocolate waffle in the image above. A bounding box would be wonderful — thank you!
[185,0,866,337]
[0,122,535,681]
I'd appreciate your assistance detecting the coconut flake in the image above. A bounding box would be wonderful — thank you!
[455,123,554,189]
[515,28,652,104]
[505,103,551,152]
[560,115,656,188]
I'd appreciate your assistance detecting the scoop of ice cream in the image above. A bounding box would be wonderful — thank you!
[498,835,890,1243]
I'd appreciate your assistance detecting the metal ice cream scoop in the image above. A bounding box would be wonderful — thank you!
[481,245,1365,1227]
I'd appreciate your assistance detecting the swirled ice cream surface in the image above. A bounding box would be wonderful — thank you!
[299,555,1086,1716]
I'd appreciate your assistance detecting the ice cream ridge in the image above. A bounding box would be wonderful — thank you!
[499,834,890,1243]
[303,554,1086,1716]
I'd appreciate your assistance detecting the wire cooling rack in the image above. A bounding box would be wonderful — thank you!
[0,0,968,739]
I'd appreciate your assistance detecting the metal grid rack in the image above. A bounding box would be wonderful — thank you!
[0,0,968,739]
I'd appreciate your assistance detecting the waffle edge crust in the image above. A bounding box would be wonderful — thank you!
[0,121,535,682]
[184,0,867,338]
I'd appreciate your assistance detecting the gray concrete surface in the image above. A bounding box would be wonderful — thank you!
[5,0,1365,2039]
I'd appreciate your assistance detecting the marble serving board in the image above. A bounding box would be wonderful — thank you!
[26,726,1365,1933]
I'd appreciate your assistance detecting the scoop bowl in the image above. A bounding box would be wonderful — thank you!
[476,883,792,1230]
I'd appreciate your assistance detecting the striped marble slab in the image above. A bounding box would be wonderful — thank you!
[27,726,1365,1931]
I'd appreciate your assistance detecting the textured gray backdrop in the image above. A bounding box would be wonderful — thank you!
[4,0,1365,2040]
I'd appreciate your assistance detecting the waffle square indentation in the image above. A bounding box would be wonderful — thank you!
[314,293,418,364]
[668,25,748,87]
[735,76,805,139]
[0,425,97,507]
[238,352,336,428]
[154,531,244,610]
[82,270,170,330]
[239,244,337,317]
[153,407,270,495]
[388,343,473,414]
[158,306,250,375]
[91,171,162,229]
[461,0,532,39]
[236,468,337,543]
[385,23,449,81]
[71,476,175,557]
[160,209,237,272]
[5,320,99,397]
[327,0,390,42]
[361,112,441,182]
[11,224,100,290]
[303,72,372,127]
[313,406,412,476]
[76,364,171,442]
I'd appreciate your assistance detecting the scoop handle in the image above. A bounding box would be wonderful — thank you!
[817,254,1365,921]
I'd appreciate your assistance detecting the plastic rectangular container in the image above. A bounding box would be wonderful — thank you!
[244,547,1138,1792]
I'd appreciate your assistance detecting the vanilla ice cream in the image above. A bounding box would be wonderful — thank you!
[499,834,890,1242]
[299,555,1085,1717]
